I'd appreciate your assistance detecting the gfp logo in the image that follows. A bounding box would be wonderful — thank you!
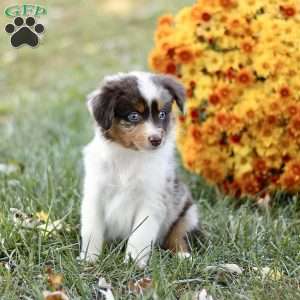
[4,4,47,48]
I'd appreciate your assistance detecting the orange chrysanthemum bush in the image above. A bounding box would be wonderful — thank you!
[149,0,300,197]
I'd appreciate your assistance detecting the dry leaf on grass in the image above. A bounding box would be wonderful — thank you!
[204,263,243,283]
[0,260,16,272]
[10,208,65,235]
[36,211,50,222]
[253,267,282,280]
[94,277,115,300]
[180,289,214,300]
[195,289,214,300]
[128,277,153,296]
[204,264,243,275]
[98,277,112,289]
[257,194,271,208]
[0,161,24,175]
[96,289,115,300]
[43,290,69,300]
[47,267,64,290]
[43,268,68,300]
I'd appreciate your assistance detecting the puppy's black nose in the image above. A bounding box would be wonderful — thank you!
[148,135,162,147]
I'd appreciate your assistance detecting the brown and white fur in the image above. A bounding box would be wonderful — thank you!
[80,71,199,268]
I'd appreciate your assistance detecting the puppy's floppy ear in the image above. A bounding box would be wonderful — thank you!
[152,74,186,112]
[86,84,116,130]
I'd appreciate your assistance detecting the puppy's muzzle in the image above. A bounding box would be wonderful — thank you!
[148,135,162,147]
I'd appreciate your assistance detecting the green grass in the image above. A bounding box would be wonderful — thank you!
[0,0,300,299]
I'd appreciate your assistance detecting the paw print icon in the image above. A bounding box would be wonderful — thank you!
[5,16,45,48]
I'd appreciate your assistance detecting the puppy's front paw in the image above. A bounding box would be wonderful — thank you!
[177,252,192,260]
[79,251,98,263]
[124,253,148,269]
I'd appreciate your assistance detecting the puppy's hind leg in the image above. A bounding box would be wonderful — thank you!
[163,203,199,259]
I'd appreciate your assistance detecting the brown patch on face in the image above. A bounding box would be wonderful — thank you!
[106,120,150,150]
[135,101,146,114]
[163,199,193,253]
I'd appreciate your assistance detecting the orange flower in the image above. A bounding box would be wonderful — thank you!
[230,134,241,144]
[175,46,195,64]
[191,126,202,141]
[148,51,166,72]
[290,161,300,177]
[178,115,186,123]
[216,112,231,129]
[219,0,236,9]
[201,12,212,22]
[155,27,174,42]
[281,175,297,190]
[165,62,177,74]
[236,69,254,85]
[191,5,202,21]
[219,86,231,98]
[239,174,261,195]
[241,39,255,54]
[158,14,174,27]
[286,103,299,117]
[209,93,221,105]
[288,114,300,136]
[269,100,281,114]
[203,167,225,183]
[266,115,277,125]
[190,108,199,120]
[280,5,297,18]
[279,86,291,98]
[253,159,268,175]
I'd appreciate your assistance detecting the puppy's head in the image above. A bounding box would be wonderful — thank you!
[87,72,185,151]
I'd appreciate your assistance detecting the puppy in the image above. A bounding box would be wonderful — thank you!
[80,71,199,268]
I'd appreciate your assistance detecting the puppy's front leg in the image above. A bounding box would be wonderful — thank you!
[80,174,105,262]
[125,207,165,268]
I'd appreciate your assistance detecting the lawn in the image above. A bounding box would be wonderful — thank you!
[0,0,300,299]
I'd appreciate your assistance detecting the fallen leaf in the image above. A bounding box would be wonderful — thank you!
[10,208,66,235]
[0,162,23,175]
[195,289,214,300]
[36,211,49,222]
[43,290,69,300]
[10,208,36,227]
[204,263,243,283]
[47,267,64,290]
[204,263,243,275]
[257,194,271,208]
[37,219,64,233]
[94,277,115,300]
[253,266,282,280]
[98,277,112,289]
[128,277,153,296]
[180,289,214,300]
[97,289,115,300]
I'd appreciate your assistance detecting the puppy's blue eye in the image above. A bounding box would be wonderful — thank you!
[127,112,141,123]
[159,111,167,120]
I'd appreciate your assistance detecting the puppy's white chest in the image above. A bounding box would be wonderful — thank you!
[101,168,141,240]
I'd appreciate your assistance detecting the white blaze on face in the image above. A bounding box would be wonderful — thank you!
[134,72,160,104]
[144,122,162,139]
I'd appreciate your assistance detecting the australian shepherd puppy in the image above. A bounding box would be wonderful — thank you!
[80,71,199,268]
